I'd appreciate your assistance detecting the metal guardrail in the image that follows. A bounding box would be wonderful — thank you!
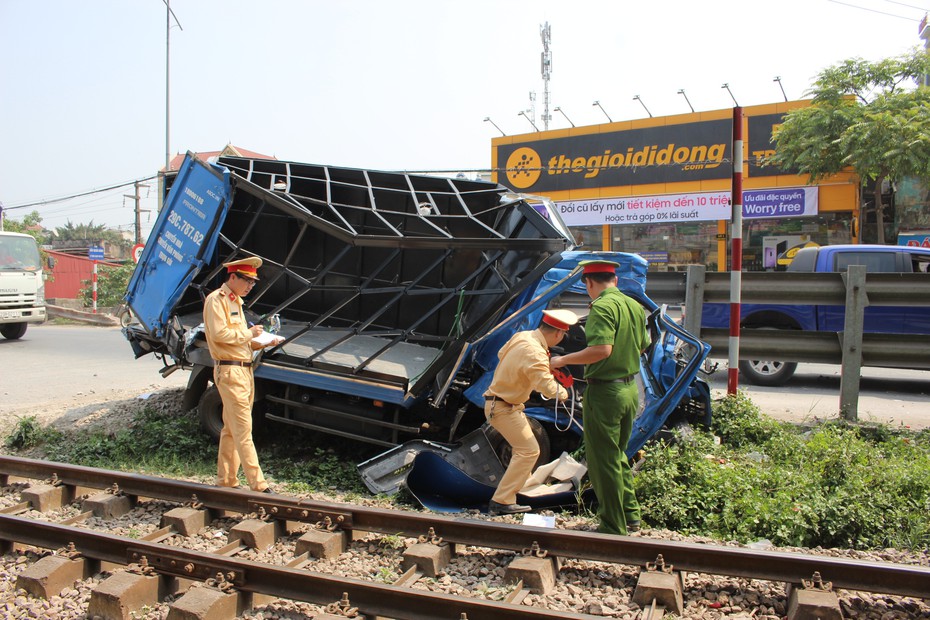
[645,266,930,420]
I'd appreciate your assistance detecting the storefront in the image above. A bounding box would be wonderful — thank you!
[491,102,859,271]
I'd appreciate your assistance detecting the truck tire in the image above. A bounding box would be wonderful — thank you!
[198,383,267,443]
[0,323,27,340]
[485,416,551,471]
[198,386,225,442]
[738,359,798,386]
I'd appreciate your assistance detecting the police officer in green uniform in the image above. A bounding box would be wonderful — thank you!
[550,260,650,535]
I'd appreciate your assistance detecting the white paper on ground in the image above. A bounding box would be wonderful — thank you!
[522,513,556,528]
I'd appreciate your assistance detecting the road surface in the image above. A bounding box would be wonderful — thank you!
[707,361,929,430]
[1,324,927,437]
[0,323,188,435]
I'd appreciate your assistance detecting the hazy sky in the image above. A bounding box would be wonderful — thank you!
[1,0,927,239]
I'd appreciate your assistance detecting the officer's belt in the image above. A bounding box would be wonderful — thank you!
[215,360,252,367]
[586,375,635,384]
[485,395,516,405]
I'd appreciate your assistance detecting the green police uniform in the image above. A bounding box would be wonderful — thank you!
[583,286,650,535]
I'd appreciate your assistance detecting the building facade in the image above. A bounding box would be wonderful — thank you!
[490,101,859,271]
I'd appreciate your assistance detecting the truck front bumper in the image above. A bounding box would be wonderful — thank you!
[0,306,46,324]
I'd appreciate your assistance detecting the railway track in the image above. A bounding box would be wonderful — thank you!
[0,455,928,619]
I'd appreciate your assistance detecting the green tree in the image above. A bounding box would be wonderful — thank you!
[54,220,130,252]
[770,48,930,244]
[1,210,45,242]
[79,262,136,308]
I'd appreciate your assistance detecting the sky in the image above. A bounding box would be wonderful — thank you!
[1,0,928,240]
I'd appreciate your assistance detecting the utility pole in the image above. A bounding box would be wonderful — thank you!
[125,181,151,244]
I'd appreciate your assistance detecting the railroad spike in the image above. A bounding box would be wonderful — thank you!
[646,554,673,573]
[521,541,549,558]
[324,592,359,617]
[418,526,444,546]
[57,541,82,560]
[802,571,833,591]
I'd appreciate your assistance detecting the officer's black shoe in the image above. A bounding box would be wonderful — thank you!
[261,487,273,494]
[627,521,641,533]
[488,500,531,515]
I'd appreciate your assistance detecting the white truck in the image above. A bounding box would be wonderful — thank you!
[0,231,47,339]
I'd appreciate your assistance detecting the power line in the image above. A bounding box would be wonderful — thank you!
[827,0,920,21]
[3,175,159,211]
[880,0,927,12]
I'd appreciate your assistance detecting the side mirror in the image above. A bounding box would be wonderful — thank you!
[46,256,56,269]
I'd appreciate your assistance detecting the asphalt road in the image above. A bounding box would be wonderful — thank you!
[1,323,927,433]
[707,361,929,430]
[0,323,188,432]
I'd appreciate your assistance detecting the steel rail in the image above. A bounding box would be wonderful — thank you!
[3,456,929,599]
[0,514,590,620]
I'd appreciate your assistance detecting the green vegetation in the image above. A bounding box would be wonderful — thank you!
[3,404,372,496]
[78,261,136,308]
[5,391,928,551]
[636,392,930,550]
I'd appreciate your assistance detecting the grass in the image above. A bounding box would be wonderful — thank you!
[5,390,929,551]
[635,391,930,550]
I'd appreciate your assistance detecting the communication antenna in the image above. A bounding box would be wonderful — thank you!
[540,22,552,131]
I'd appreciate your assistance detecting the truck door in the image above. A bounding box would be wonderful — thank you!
[125,155,231,338]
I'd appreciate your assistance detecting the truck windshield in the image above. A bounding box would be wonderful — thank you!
[0,236,41,271]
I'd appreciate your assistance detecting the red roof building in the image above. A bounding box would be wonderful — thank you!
[162,144,276,173]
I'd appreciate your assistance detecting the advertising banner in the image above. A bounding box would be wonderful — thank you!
[554,191,731,226]
[742,187,818,219]
[554,186,817,227]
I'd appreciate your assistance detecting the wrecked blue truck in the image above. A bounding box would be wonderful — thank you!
[122,153,712,510]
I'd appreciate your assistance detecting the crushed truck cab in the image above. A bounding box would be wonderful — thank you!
[123,153,712,509]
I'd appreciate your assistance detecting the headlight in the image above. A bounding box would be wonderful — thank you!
[36,281,45,305]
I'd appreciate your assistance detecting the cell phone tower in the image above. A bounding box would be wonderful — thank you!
[540,22,552,131]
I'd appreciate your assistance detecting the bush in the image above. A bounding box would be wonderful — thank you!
[636,394,930,550]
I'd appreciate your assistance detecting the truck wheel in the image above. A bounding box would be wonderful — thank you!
[485,417,551,471]
[198,384,266,442]
[0,323,27,340]
[198,386,225,442]
[738,359,798,387]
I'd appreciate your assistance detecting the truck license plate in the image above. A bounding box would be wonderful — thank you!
[0,310,18,320]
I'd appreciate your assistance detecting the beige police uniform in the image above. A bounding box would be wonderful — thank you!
[484,328,568,505]
[203,260,269,492]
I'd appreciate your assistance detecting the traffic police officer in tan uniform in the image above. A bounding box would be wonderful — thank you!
[483,309,579,515]
[203,257,281,493]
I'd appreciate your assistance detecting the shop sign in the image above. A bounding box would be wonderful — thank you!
[637,251,669,264]
[898,231,930,248]
[499,119,731,192]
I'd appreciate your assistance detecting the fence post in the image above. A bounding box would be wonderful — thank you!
[839,265,867,421]
[683,264,706,338]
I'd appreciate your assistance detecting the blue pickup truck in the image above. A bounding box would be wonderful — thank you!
[701,244,930,385]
